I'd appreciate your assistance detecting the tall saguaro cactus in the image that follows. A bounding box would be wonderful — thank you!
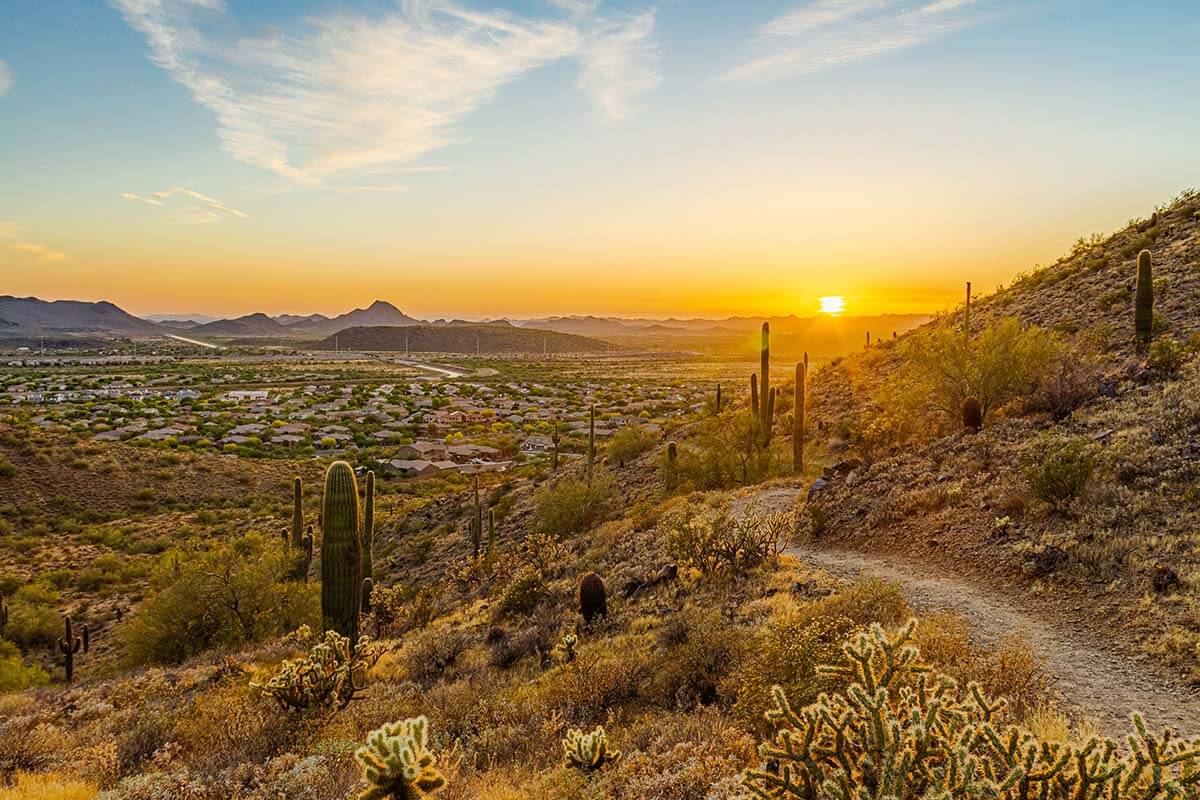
[964,281,972,338]
[1135,249,1154,349]
[715,383,722,414]
[361,471,375,609]
[793,362,805,475]
[750,373,759,420]
[759,322,771,422]
[58,615,83,683]
[321,461,363,643]
[291,477,304,547]
[587,405,596,471]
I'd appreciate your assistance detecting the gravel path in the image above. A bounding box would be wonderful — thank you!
[737,487,1200,738]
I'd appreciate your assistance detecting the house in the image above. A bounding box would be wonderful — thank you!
[396,441,447,460]
[227,390,269,401]
[388,459,442,477]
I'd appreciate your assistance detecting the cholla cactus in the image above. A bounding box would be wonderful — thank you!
[554,633,578,664]
[743,619,1200,799]
[563,726,621,773]
[355,716,446,800]
[252,629,383,711]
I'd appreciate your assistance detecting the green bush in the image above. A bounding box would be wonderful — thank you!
[3,581,62,648]
[0,638,49,691]
[605,426,656,466]
[495,566,547,618]
[1148,338,1190,376]
[1024,435,1095,510]
[119,534,319,666]
[531,473,617,538]
[660,503,788,574]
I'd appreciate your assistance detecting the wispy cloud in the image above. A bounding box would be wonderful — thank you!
[113,0,659,185]
[725,0,1006,82]
[0,59,12,97]
[121,186,249,224]
[0,222,66,262]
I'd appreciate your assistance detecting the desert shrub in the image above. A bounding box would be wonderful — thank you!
[648,610,747,710]
[606,426,656,466]
[731,614,858,732]
[532,473,618,538]
[2,581,61,648]
[494,566,547,618]
[173,684,293,774]
[813,579,910,628]
[0,719,57,779]
[402,626,471,686]
[0,772,95,800]
[903,318,1058,425]
[120,534,319,665]
[1024,435,1095,510]
[677,410,774,489]
[0,640,48,691]
[1026,342,1101,420]
[660,503,788,574]
[1148,337,1190,376]
[743,620,1198,800]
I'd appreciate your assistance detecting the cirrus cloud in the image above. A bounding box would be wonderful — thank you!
[112,0,660,186]
[121,186,249,224]
[724,0,1012,83]
[0,222,66,262]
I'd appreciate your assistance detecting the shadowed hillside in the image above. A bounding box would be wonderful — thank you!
[312,323,617,353]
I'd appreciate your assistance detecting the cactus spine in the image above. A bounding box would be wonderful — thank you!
[321,461,363,643]
[793,362,805,475]
[291,477,304,547]
[1135,249,1153,349]
[58,615,83,683]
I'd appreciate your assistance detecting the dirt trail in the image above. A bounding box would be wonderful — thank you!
[738,488,1200,738]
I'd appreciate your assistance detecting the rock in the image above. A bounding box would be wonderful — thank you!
[1022,546,1068,578]
[1090,429,1115,444]
[832,458,863,475]
[485,626,507,644]
[653,563,678,584]
[808,477,830,500]
[845,469,858,487]
[1152,565,1182,594]
[621,578,646,599]
[1098,377,1118,398]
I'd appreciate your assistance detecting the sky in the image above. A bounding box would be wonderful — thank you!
[1,0,1198,319]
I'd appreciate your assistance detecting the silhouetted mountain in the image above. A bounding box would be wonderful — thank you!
[312,324,615,354]
[276,313,331,327]
[292,300,418,334]
[189,313,291,337]
[0,296,163,336]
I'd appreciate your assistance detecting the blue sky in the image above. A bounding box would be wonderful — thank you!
[1,0,1198,317]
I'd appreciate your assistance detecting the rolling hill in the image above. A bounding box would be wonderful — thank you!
[0,296,163,336]
[311,323,616,353]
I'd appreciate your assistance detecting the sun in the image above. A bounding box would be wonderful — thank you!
[819,296,846,315]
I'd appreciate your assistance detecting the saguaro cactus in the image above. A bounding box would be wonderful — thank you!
[765,387,777,444]
[588,405,596,470]
[715,383,722,414]
[486,508,496,557]
[361,471,375,609]
[321,461,363,643]
[665,441,678,492]
[793,362,805,475]
[291,476,304,547]
[1135,249,1153,349]
[964,281,972,338]
[760,322,771,422]
[750,373,759,420]
[0,595,8,631]
[58,615,83,683]
[551,421,561,471]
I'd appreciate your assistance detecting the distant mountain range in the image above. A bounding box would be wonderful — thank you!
[0,295,931,357]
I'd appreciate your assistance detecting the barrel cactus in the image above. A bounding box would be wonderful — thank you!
[962,396,983,433]
[579,572,608,622]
